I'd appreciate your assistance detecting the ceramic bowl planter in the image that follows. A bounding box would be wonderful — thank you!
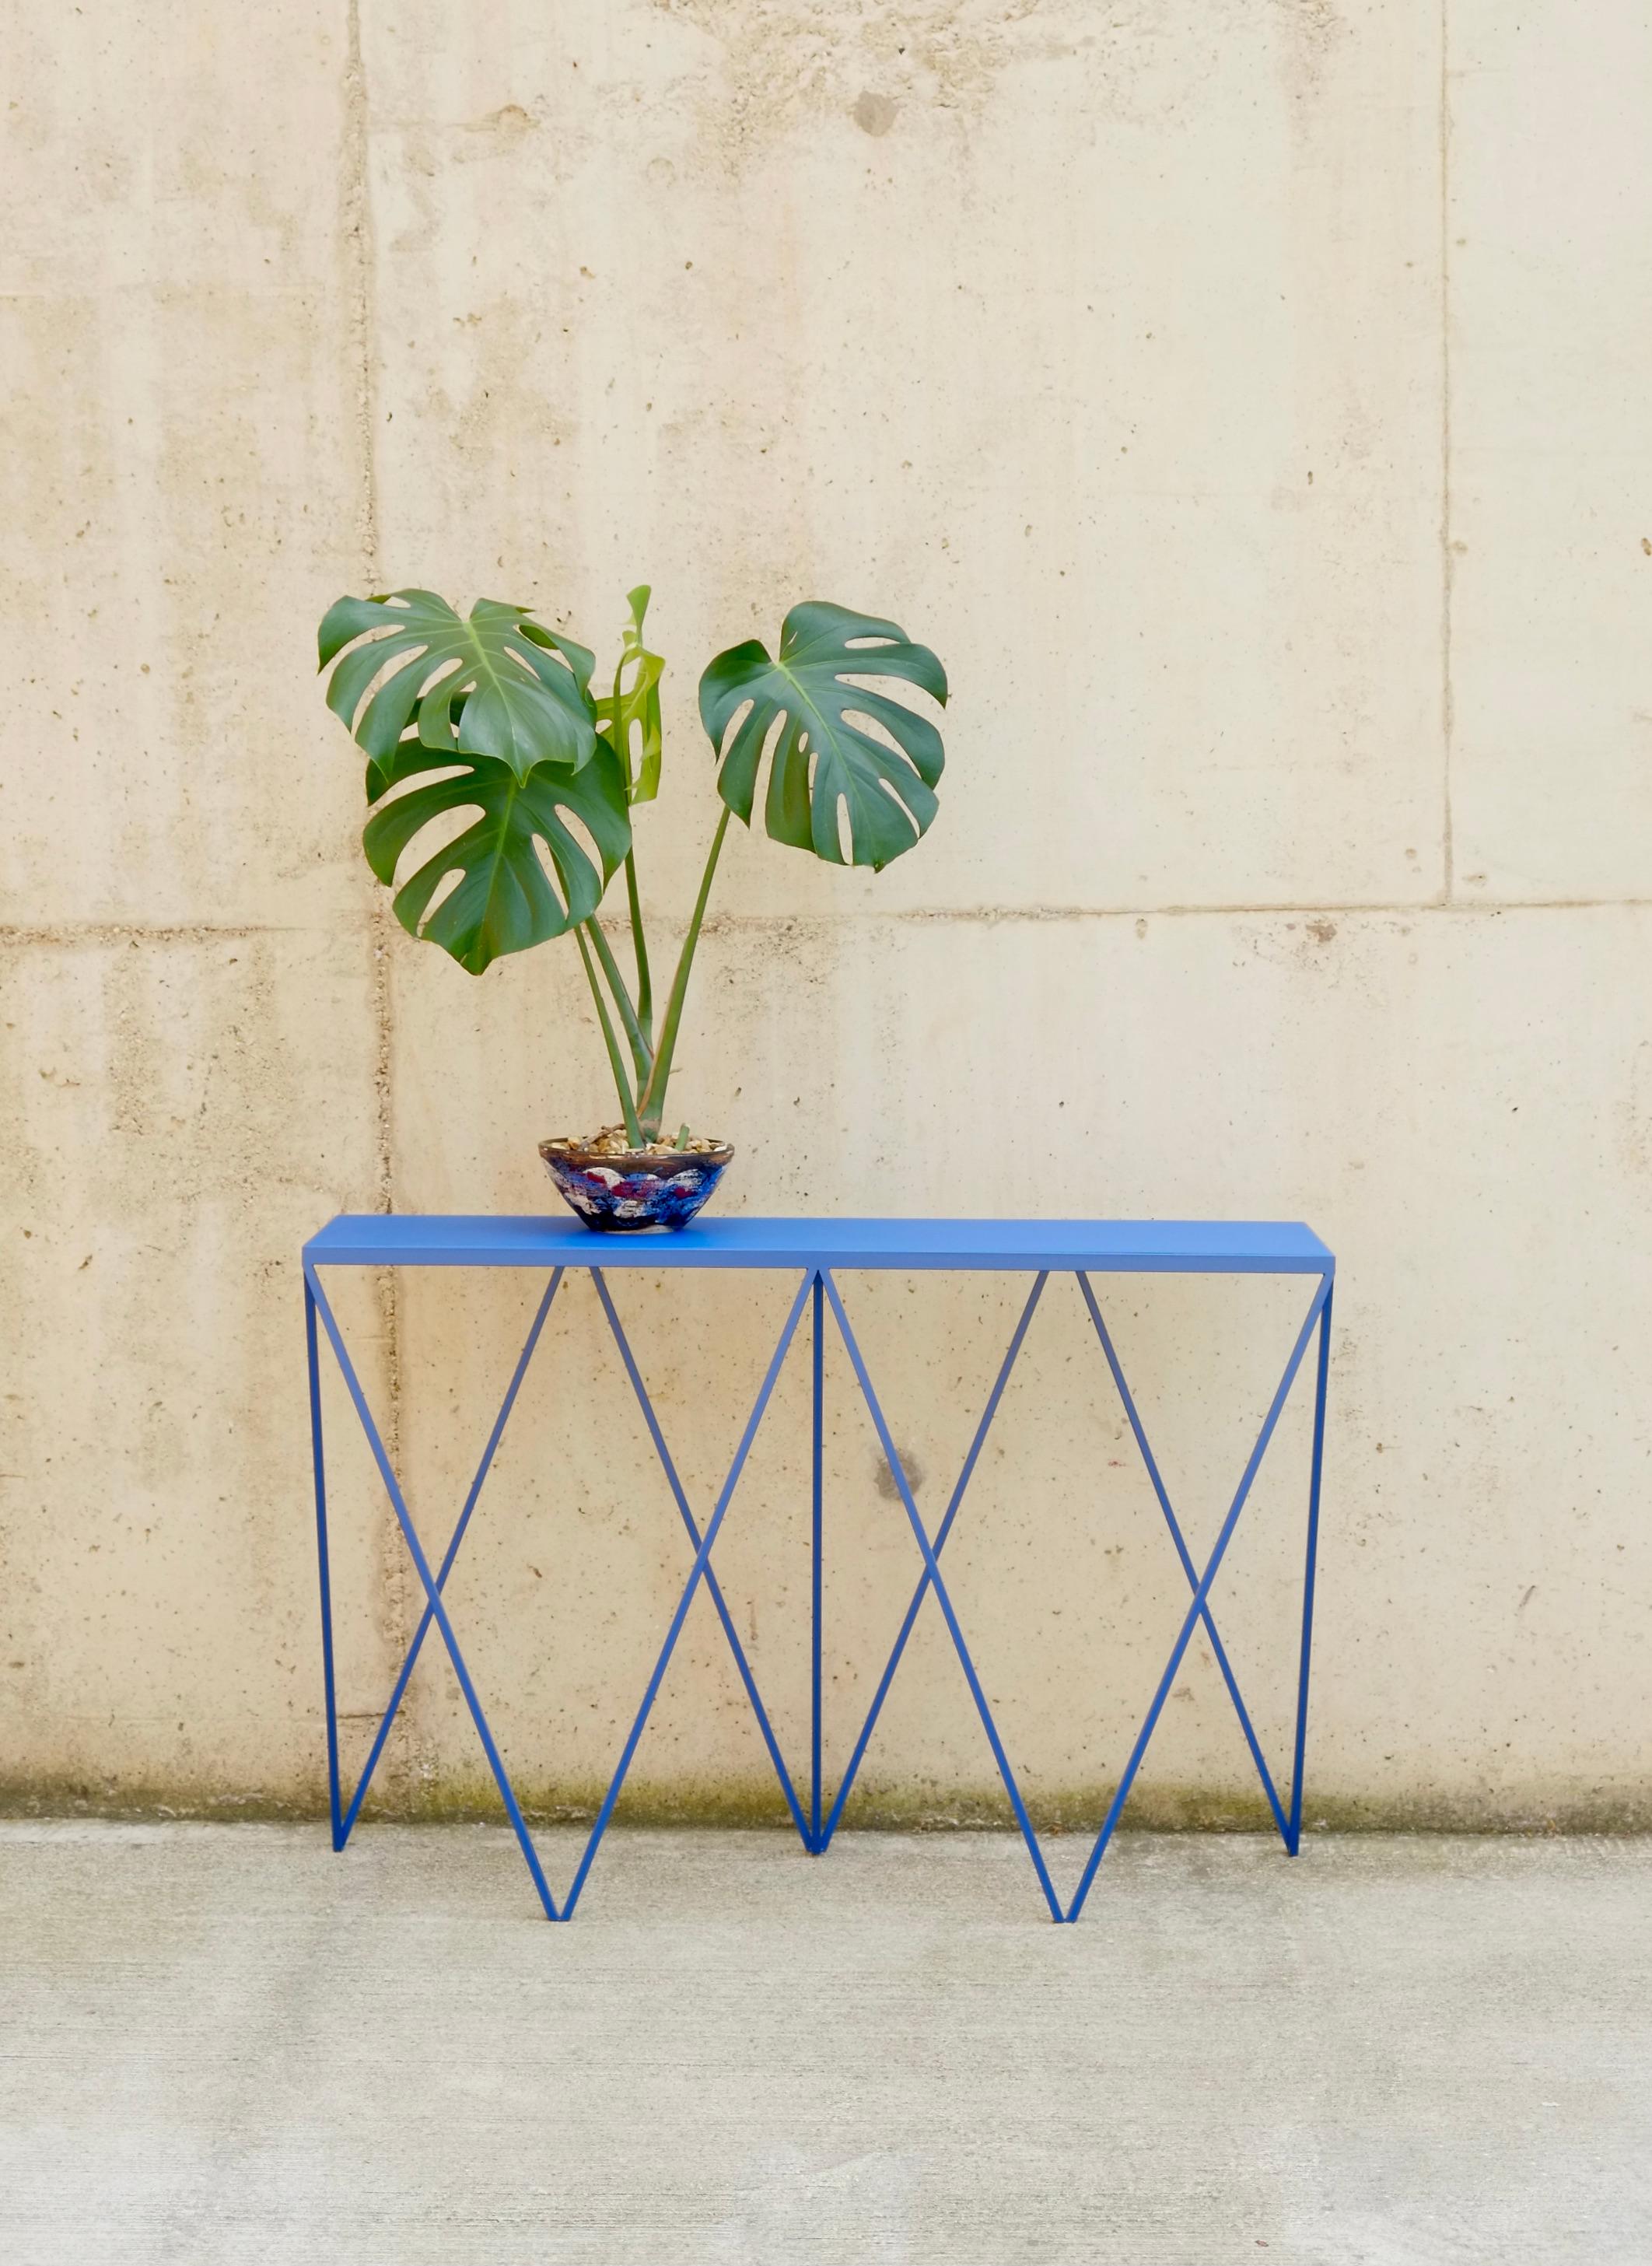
[539,1134,733,1233]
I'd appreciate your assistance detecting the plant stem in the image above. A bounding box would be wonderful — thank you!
[611,635,656,1042]
[637,805,730,1138]
[575,925,645,1146]
[583,916,652,1086]
[624,853,653,1042]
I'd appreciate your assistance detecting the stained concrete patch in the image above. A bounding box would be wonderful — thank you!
[1,1823,1648,2263]
[852,89,898,135]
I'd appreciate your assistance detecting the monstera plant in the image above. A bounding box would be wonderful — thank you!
[317,586,949,1228]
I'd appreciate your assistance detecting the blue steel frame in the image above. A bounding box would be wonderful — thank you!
[303,1215,1335,1923]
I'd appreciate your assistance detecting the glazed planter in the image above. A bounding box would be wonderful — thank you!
[539,1136,733,1233]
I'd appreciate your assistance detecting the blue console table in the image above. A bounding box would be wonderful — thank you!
[303,1216,1334,1923]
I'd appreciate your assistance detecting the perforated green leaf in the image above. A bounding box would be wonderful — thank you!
[362,737,632,976]
[318,590,596,782]
[698,601,947,869]
[593,585,664,805]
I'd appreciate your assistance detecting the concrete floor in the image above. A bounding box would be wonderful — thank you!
[1,1825,1647,2264]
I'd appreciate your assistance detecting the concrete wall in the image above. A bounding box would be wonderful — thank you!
[4,1,1650,1832]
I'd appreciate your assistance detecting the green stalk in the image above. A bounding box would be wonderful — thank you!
[637,806,730,1139]
[624,853,653,1042]
[575,925,644,1147]
[583,916,652,1087]
[610,636,656,1045]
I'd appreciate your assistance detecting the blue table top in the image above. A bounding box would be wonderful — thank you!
[304,1215,1334,1274]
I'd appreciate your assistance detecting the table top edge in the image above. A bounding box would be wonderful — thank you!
[302,1214,1335,1272]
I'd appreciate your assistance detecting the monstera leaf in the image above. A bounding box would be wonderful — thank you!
[318,590,597,779]
[362,737,632,975]
[698,602,947,869]
[594,585,664,805]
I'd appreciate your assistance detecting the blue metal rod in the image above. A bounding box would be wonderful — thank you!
[817,1271,1048,1851]
[1075,1273,1290,1845]
[338,1269,564,1844]
[811,1270,824,1851]
[1287,1280,1333,1854]
[590,1269,813,1848]
[558,1270,815,1919]
[822,1271,1065,1924]
[306,1267,562,1921]
[305,1277,343,1847]
[1063,1274,1332,1922]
